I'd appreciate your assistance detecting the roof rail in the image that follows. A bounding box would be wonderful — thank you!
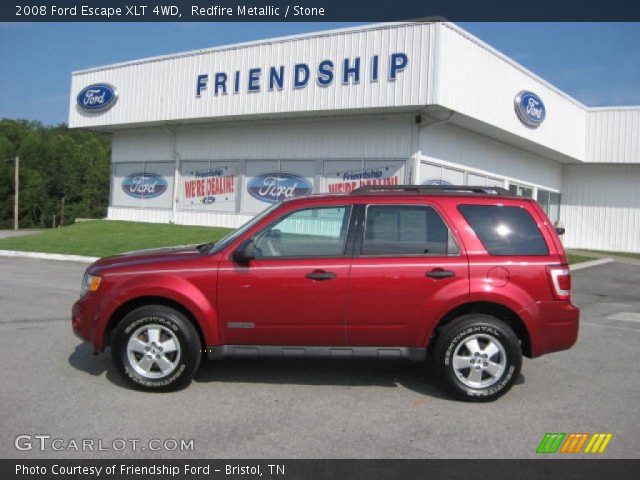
[351,185,510,195]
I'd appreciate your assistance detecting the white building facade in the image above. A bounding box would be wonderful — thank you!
[69,22,640,253]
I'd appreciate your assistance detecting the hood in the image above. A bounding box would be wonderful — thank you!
[88,245,207,273]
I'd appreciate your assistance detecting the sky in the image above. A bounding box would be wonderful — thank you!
[0,22,639,125]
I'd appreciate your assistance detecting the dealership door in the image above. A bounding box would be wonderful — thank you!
[217,205,354,346]
[346,202,469,347]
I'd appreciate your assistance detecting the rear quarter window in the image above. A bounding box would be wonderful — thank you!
[458,204,549,256]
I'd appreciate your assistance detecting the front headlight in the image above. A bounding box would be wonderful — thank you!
[80,272,101,297]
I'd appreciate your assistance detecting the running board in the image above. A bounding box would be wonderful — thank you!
[205,345,426,362]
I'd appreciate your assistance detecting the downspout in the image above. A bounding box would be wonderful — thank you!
[165,127,180,224]
[413,110,455,184]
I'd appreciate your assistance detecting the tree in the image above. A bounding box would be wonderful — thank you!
[0,119,111,229]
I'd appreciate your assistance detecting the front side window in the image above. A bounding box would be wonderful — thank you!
[362,205,459,256]
[458,205,549,256]
[253,206,351,258]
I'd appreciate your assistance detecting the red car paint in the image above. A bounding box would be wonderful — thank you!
[72,192,579,358]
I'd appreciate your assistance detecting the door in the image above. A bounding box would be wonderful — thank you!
[217,205,353,346]
[347,203,469,347]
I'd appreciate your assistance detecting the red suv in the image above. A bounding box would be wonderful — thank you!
[72,185,579,401]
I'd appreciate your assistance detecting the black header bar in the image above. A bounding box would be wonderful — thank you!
[2,0,640,22]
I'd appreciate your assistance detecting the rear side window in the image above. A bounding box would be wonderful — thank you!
[458,205,549,256]
[363,205,459,256]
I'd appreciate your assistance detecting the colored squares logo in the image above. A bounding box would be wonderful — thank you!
[537,433,613,454]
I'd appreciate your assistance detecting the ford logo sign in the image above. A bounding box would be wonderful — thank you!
[121,173,168,199]
[247,172,313,204]
[77,83,118,112]
[514,91,546,128]
[203,196,216,205]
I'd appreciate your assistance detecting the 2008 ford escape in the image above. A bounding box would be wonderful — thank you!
[72,185,579,401]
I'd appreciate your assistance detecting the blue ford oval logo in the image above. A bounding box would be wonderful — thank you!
[514,91,546,128]
[77,83,118,112]
[202,196,216,205]
[122,173,168,199]
[247,172,313,204]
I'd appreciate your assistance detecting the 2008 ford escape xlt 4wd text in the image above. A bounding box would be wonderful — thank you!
[72,185,579,401]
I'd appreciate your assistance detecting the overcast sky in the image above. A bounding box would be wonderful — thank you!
[1,22,639,125]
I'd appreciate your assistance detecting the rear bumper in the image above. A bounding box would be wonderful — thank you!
[519,301,580,357]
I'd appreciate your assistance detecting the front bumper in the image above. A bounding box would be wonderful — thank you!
[72,295,100,345]
[519,301,580,357]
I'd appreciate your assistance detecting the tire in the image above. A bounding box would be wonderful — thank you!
[111,305,202,391]
[432,314,522,402]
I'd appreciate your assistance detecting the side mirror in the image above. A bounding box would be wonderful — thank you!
[233,239,256,264]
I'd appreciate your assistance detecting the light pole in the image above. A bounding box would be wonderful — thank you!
[4,156,19,230]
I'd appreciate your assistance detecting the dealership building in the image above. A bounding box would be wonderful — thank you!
[69,21,640,252]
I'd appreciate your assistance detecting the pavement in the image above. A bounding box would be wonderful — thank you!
[0,257,638,459]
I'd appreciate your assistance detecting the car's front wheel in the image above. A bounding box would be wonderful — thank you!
[112,305,202,390]
[432,314,522,402]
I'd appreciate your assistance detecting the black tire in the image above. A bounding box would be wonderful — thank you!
[432,314,522,402]
[111,305,202,391]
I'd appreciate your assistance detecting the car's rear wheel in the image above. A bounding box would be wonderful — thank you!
[432,314,522,402]
[112,305,202,391]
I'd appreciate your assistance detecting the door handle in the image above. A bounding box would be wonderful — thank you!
[306,270,336,281]
[426,269,455,279]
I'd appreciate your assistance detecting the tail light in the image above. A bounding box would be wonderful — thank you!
[547,266,571,301]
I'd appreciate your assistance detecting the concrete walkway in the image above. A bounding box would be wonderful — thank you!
[568,249,640,267]
[0,229,41,239]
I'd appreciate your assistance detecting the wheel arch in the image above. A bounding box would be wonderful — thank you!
[104,296,207,351]
[428,301,532,358]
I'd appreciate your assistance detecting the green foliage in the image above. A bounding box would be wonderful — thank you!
[0,119,111,229]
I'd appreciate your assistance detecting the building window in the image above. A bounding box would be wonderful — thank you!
[508,182,534,199]
[323,160,405,193]
[537,189,561,223]
[243,160,316,214]
[362,205,459,256]
[419,161,504,188]
[112,162,174,209]
[180,161,238,212]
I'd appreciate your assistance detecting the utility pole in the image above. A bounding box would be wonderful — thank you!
[3,156,19,230]
[14,156,19,230]
[60,196,65,228]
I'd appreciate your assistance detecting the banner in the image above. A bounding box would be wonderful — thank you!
[180,163,237,212]
[326,162,403,194]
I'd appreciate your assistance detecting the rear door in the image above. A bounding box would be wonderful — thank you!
[346,201,469,347]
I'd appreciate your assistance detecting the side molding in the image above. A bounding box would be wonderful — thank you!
[205,345,426,361]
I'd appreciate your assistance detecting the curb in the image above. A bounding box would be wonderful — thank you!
[569,257,614,271]
[0,250,98,264]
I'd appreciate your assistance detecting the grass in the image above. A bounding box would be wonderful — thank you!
[0,220,233,258]
[587,250,640,260]
[567,253,598,265]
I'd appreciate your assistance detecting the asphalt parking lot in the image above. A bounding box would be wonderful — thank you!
[0,257,638,459]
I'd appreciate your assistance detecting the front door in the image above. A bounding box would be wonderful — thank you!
[217,205,353,346]
[346,202,469,346]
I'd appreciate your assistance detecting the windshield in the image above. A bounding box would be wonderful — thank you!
[208,203,283,254]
